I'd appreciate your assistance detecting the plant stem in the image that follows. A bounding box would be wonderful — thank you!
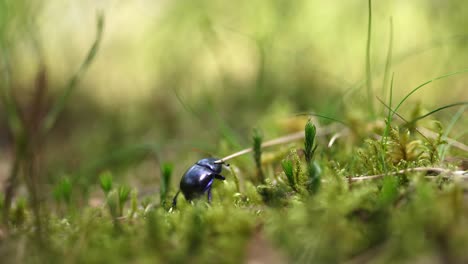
[349,167,466,182]
[381,17,393,110]
[215,125,339,164]
[2,143,24,225]
[366,0,374,117]
[41,13,104,135]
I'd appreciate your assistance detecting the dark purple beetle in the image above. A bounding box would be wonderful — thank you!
[172,158,226,207]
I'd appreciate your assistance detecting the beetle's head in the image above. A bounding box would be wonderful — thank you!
[196,157,223,174]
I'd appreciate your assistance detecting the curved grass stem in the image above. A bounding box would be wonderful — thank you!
[41,12,104,135]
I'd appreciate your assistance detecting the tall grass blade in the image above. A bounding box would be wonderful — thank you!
[440,105,467,160]
[366,0,374,117]
[392,69,468,118]
[408,102,468,124]
[381,17,393,110]
[42,12,104,134]
[252,128,265,183]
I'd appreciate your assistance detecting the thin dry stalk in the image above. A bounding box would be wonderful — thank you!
[215,125,338,164]
[349,167,467,182]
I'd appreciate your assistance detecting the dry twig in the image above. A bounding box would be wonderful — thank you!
[349,167,467,182]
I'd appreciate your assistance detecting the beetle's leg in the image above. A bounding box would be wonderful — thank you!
[172,190,181,208]
[214,174,225,180]
[207,187,212,203]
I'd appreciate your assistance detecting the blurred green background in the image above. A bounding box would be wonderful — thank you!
[1,0,467,199]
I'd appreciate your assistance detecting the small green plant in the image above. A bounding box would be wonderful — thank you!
[281,150,307,194]
[252,128,265,183]
[99,170,130,218]
[52,176,72,205]
[282,159,296,192]
[378,175,399,208]
[106,189,121,231]
[146,209,161,247]
[160,162,173,207]
[99,171,113,195]
[130,189,138,218]
[11,197,27,227]
[118,185,131,217]
[304,120,320,193]
[304,120,317,163]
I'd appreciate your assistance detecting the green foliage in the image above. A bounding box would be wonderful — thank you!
[52,176,72,205]
[228,165,241,194]
[356,123,448,178]
[307,161,322,194]
[99,171,113,195]
[11,197,27,227]
[252,128,265,183]
[281,159,295,191]
[304,120,317,163]
[129,189,138,218]
[304,120,320,193]
[160,162,173,207]
[425,121,447,164]
[118,185,131,216]
[283,150,306,193]
[378,175,399,207]
[386,127,429,166]
[366,0,374,117]
[256,181,290,207]
[106,189,121,231]
[145,209,162,247]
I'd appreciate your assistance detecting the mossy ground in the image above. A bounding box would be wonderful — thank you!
[1,117,467,263]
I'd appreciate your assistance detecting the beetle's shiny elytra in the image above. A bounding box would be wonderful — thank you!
[172,158,225,207]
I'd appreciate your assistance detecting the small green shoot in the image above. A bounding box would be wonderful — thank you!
[52,176,72,205]
[130,189,138,219]
[282,159,296,192]
[380,73,395,173]
[229,165,241,194]
[118,185,131,216]
[106,189,121,232]
[252,128,265,183]
[160,162,173,207]
[281,150,306,194]
[304,120,320,193]
[378,175,399,208]
[366,0,374,117]
[304,120,317,164]
[99,171,113,195]
[146,209,161,246]
[380,17,393,109]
